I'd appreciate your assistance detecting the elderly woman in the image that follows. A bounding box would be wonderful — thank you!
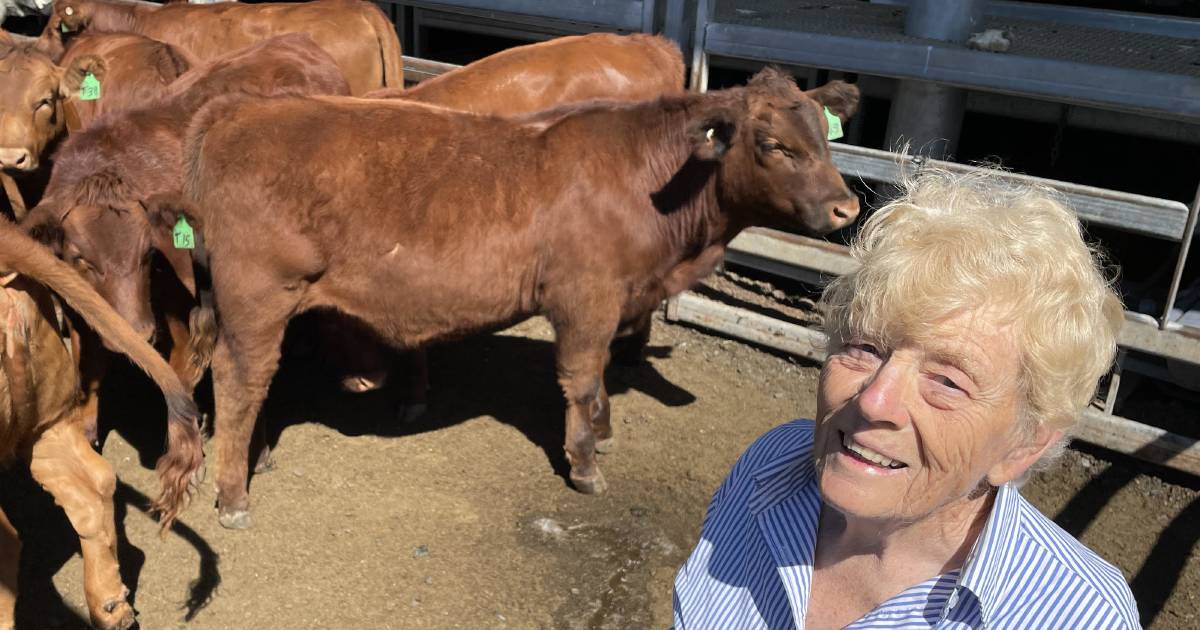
[673,169,1140,629]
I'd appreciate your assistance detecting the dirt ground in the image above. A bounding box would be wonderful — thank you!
[2,312,1197,629]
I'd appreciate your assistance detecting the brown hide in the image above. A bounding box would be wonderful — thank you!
[23,34,350,345]
[365,32,684,113]
[0,27,189,172]
[0,218,201,628]
[174,68,860,524]
[0,26,191,225]
[56,0,403,95]
[60,31,195,129]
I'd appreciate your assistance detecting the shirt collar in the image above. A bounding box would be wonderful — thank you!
[748,455,1023,628]
[950,482,1023,625]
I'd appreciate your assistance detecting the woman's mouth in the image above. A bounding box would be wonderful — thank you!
[840,430,907,470]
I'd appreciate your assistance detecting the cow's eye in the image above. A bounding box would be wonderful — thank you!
[36,98,53,111]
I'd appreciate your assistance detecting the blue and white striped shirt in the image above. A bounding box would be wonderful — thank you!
[673,420,1141,629]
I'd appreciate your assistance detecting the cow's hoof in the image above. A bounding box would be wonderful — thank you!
[340,372,388,393]
[218,508,253,530]
[570,470,608,495]
[253,452,276,474]
[594,436,616,454]
[397,402,427,424]
[94,598,135,630]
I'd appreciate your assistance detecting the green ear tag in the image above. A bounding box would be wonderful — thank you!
[79,73,101,101]
[824,106,843,141]
[173,216,195,250]
[60,22,71,33]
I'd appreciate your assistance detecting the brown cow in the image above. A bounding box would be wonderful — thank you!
[21,33,349,445]
[0,23,191,218]
[366,32,683,112]
[0,218,202,630]
[55,0,402,95]
[369,31,686,369]
[163,67,860,529]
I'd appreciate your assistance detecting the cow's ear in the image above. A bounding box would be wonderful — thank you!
[34,17,66,62]
[142,199,197,294]
[689,107,739,162]
[805,80,860,124]
[60,54,106,97]
[22,203,65,256]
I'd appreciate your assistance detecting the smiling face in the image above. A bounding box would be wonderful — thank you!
[813,308,1049,523]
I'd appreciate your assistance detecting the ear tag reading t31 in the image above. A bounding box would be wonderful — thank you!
[824,106,843,141]
[173,216,195,250]
[79,73,101,101]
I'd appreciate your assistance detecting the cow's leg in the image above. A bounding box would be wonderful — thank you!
[552,309,619,495]
[0,504,18,630]
[77,333,110,448]
[210,313,289,531]
[397,348,429,423]
[29,419,134,630]
[610,309,654,367]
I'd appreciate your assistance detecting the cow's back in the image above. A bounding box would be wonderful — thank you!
[374,33,684,115]
[134,0,397,95]
[60,32,194,128]
[186,95,558,342]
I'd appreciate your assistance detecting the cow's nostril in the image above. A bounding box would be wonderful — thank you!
[14,154,26,166]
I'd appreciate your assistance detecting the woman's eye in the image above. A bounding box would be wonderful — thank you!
[848,342,881,358]
[933,374,963,391]
[762,142,783,153]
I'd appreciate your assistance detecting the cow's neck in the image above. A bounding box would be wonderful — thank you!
[635,101,746,265]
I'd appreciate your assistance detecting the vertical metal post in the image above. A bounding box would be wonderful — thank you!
[641,0,657,33]
[1103,349,1125,415]
[1160,177,1200,330]
[663,0,689,52]
[689,0,712,92]
[885,0,984,158]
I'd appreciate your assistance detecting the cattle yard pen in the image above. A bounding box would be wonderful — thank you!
[398,36,1200,477]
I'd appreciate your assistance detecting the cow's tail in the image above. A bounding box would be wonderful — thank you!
[364,2,404,89]
[142,193,218,387]
[0,219,203,532]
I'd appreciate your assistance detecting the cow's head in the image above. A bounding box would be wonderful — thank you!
[0,34,104,171]
[693,67,861,236]
[55,0,99,33]
[23,190,194,345]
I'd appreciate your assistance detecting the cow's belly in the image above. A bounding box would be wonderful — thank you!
[312,246,539,348]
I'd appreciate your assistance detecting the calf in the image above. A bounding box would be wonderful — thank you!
[167,67,860,529]
[0,24,191,218]
[369,31,686,369]
[0,218,202,630]
[56,0,402,95]
[366,32,684,112]
[21,33,349,442]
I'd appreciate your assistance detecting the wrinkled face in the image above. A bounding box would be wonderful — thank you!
[725,78,861,236]
[0,50,67,171]
[58,203,160,341]
[813,309,1040,524]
